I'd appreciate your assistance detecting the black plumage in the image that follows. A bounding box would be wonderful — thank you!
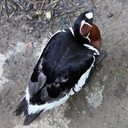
[15,7,107,125]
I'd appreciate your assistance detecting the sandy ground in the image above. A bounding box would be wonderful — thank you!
[0,0,128,128]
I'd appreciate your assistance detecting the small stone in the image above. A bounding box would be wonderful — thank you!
[45,11,52,20]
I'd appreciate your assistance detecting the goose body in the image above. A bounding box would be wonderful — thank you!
[15,7,106,125]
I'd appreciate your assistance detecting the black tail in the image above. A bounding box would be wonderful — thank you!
[15,98,42,125]
[23,112,41,125]
[15,98,28,116]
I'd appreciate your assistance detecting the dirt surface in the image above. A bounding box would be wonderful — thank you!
[0,0,128,128]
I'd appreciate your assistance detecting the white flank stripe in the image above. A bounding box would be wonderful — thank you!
[69,27,75,36]
[70,56,95,95]
[27,94,69,115]
[83,44,99,55]
[25,87,70,115]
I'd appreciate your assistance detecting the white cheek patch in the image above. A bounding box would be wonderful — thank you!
[85,12,93,19]
[80,20,92,30]
[80,20,92,42]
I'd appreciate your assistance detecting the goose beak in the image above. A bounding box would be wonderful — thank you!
[85,7,96,20]
[89,7,96,13]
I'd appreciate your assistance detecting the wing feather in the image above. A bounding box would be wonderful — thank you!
[27,31,64,98]
[28,58,46,98]
[28,30,97,100]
